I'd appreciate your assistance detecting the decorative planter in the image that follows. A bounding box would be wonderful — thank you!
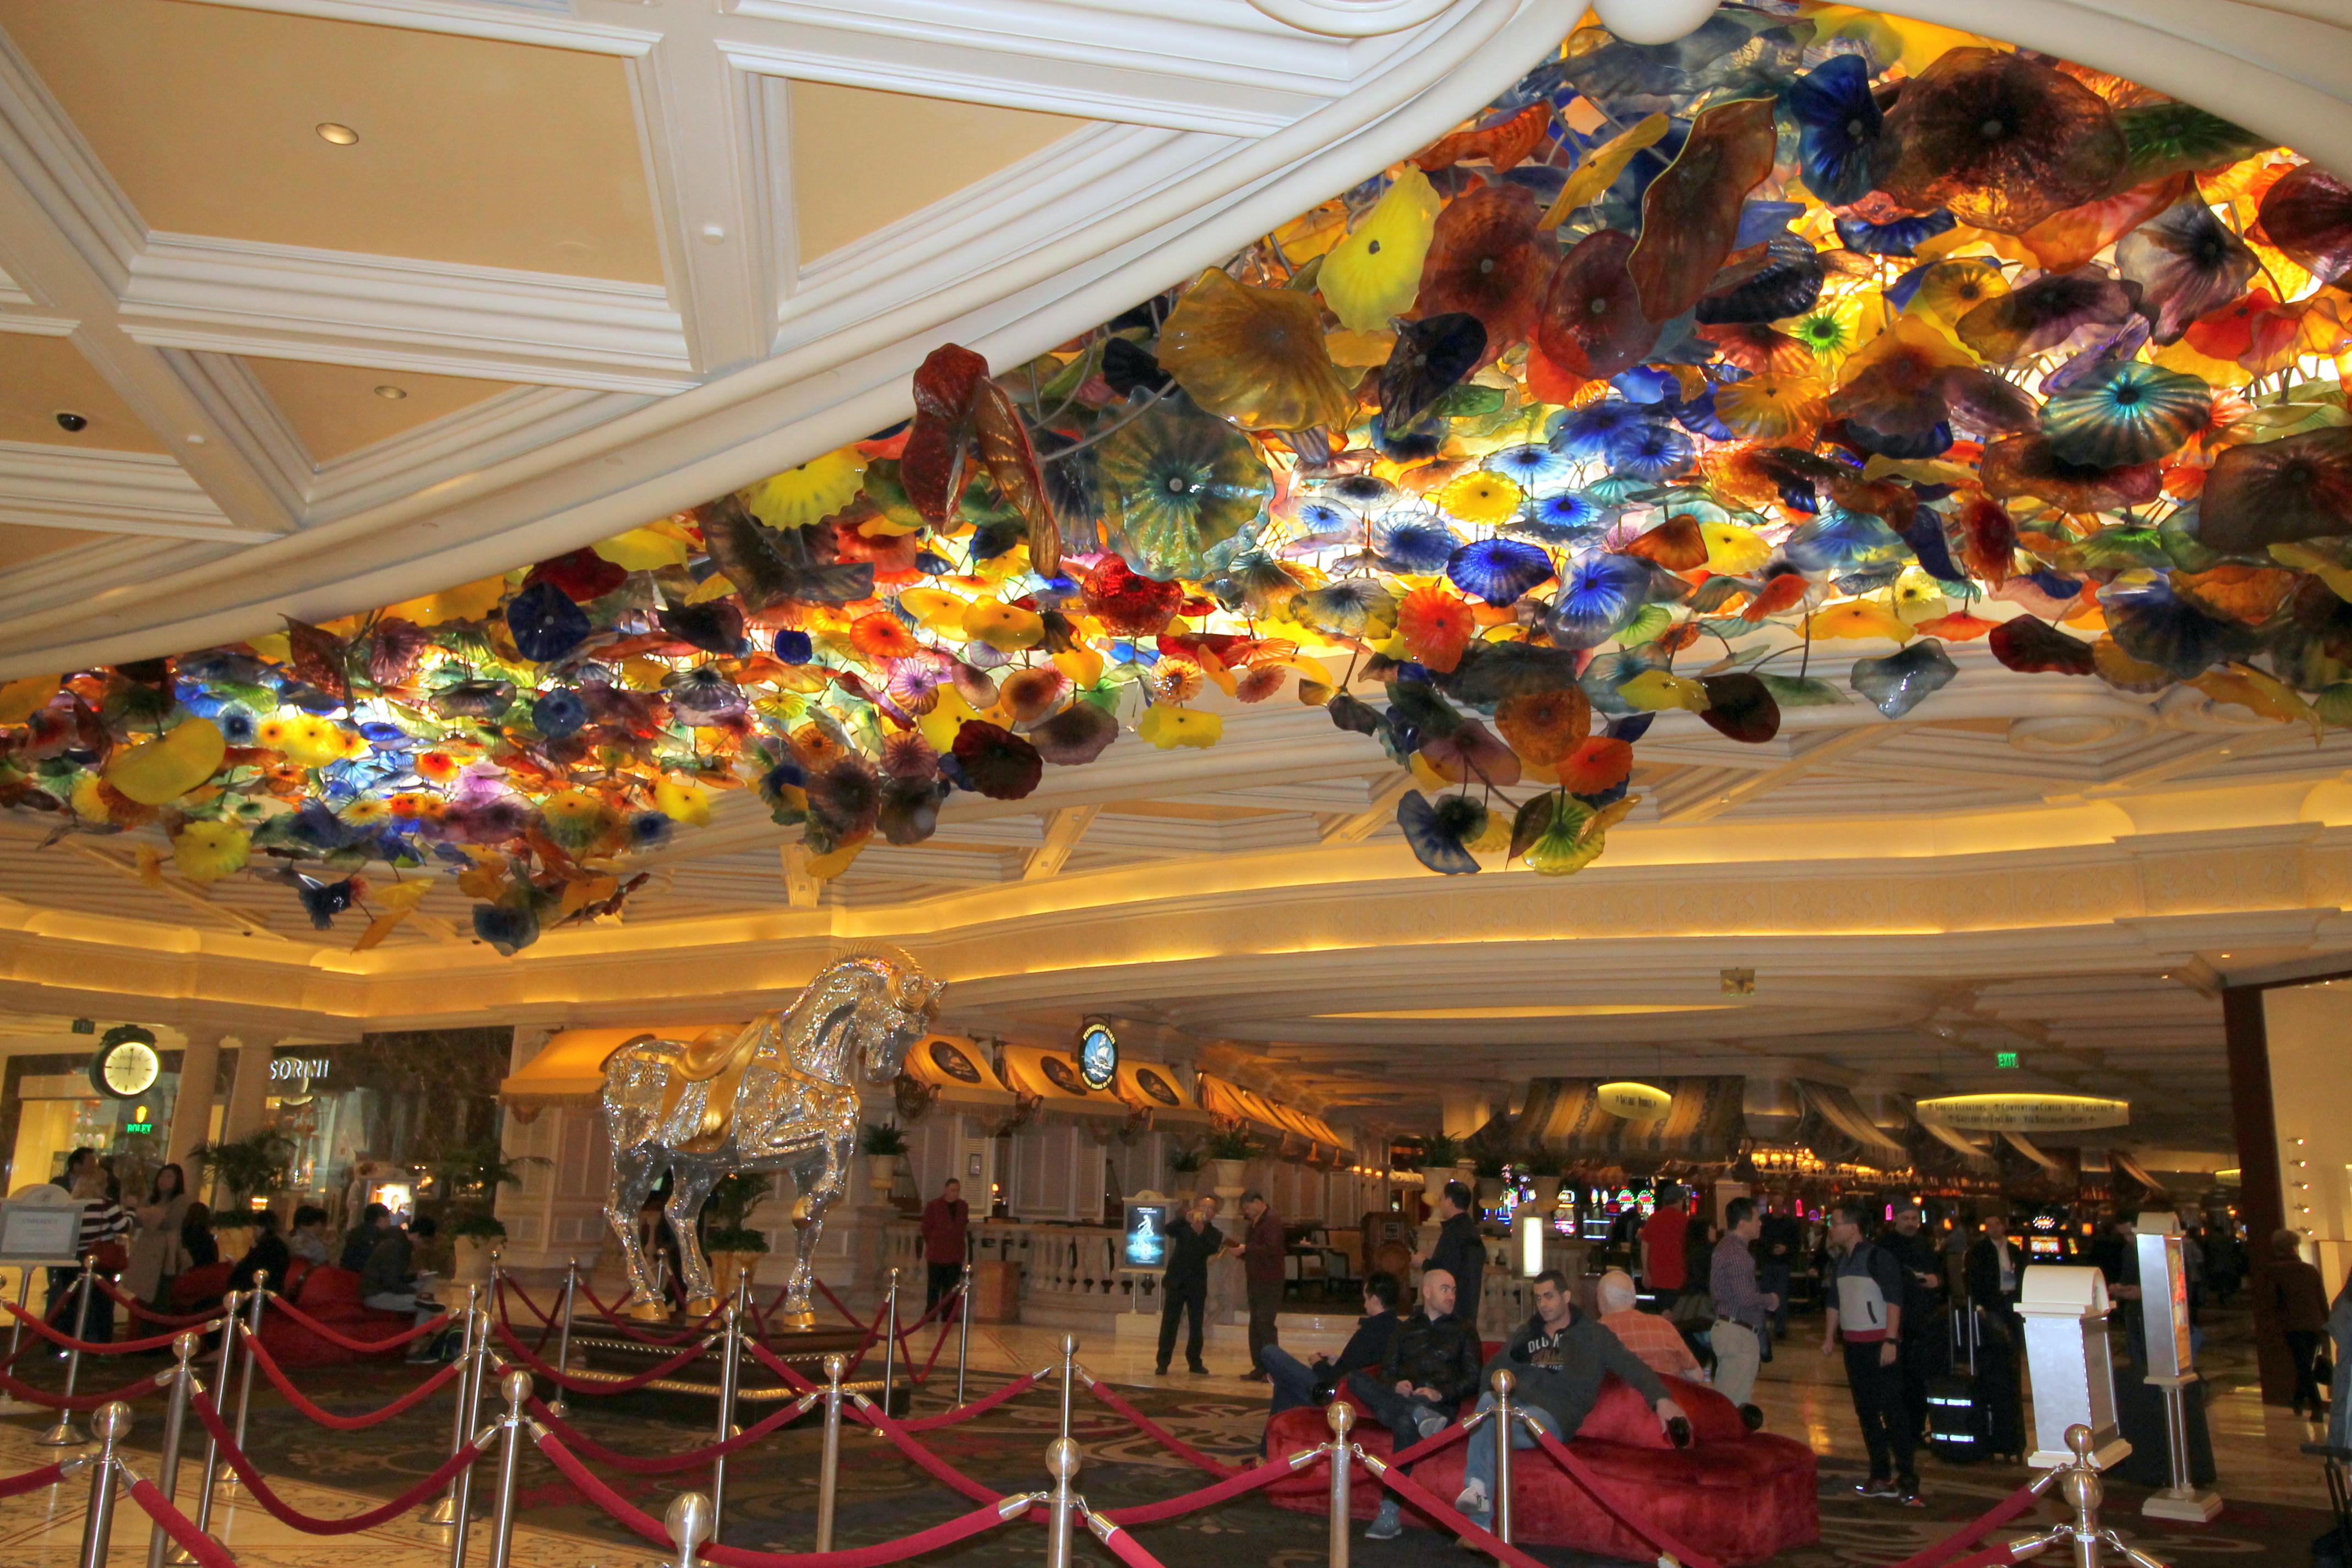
[1210,1158,1248,1202]
[1419,1167,1457,1204]
[865,1153,903,1194]
[1529,1175,1564,1211]
[711,1249,764,1303]
[451,1235,498,1287]
[1477,1177,1506,1205]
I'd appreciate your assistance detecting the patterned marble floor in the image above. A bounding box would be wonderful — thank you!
[0,1300,2336,1566]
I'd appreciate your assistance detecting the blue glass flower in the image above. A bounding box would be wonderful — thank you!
[1783,508,1907,574]
[1445,537,1554,606]
[1733,200,1806,247]
[504,579,591,665]
[1611,367,1680,406]
[627,810,674,851]
[1850,639,1958,719]
[1484,444,1574,488]
[1784,53,1882,206]
[473,900,541,956]
[1604,421,1694,480]
[1672,390,1735,443]
[1324,473,1397,510]
[298,876,358,930]
[532,688,589,738]
[2098,576,2256,679]
[774,629,814,663]
[1369,411,1444,462]
[1548,400,1653,461]
[1845,421,1953,460]
[215,704,259,747]
[1397,790,1487,876]
[1834,210,1958,257]
[1506,491,1616,546]
[1547,553,1650,648]
[1374,514,1466,573]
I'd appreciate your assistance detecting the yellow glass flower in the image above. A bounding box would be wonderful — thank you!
[1700,520,1772,574]
[542,788,615,852]
[1903,258,2008,334]
[104,717,225,806]
[1319,167,1442,334]
[962,599,1046,651]
[171,820,251,883]
[897,588,973,631]
[1806,600,1915,642]
[592,521,696,571]
[340,797,391,826]
[1157,268,1356,432]
[1616,669,1711,712]
[1713,374,1828,440]
[655,777,713,826]
[1890,568,1950,625]
[1433,471,1525,526]
[1137,704,1224,750]
[743,447,869,531]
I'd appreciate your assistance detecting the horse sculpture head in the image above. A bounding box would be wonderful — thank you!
[827,943,945,1084]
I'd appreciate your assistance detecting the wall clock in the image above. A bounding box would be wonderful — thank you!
[90,1025,160,1099]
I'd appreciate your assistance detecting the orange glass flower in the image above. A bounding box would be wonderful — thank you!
[1495,687,1591,765]
[1156,267,1355,432]
[1555,736,1634,794]
[850,613,922,661]
[1397,586,1475,673]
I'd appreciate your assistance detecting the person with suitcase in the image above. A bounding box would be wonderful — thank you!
[1925,1304,1995,1463]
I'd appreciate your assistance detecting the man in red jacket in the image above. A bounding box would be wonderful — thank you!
[919,1179,968,1319]
[1235,1191,1285,1381]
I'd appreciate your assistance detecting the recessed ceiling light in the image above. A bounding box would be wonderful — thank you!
[315,123,359,145]
[373,385,407,401]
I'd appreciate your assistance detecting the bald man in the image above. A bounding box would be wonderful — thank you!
[1351,1267,1482,1540]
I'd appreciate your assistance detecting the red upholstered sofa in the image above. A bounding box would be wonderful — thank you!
[255,1266,415,1367]
[1263,1370,1818,1566]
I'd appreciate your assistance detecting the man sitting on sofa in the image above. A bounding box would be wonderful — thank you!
[1259,1271,1401,1415]
[1595,1268,1701,1378]
[1347,1267,1483,1541]
[1454,1269,1691,1532]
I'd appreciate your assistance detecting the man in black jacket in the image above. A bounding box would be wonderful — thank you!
[1258,1272,1400,1414]
[1424,1180,1485,1329]
[1454,1269,1690,1531]
[1348,1267,1483,1541]
[1155,1197,1225,1376]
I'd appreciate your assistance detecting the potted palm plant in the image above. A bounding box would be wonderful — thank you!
[431,1140,546,1286]
[861,1123,909,1195]
[699,1172,772,1302]
[1168,1147,1205,1200]
[1417,1133,1462,1207]
[190,1131,296,1266]
[1202,1126,1256,1202]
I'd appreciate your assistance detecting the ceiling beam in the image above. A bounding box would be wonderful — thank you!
[59,840,287,941]
[1024,805,1099,881]
[1319,771,1413,844]
[1655,725,1897,825]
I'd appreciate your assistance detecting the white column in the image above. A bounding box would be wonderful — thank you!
[221,1039,275,1141]
[165,1026,228,1169]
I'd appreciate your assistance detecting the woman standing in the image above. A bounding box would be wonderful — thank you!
[124,1164,193,1311]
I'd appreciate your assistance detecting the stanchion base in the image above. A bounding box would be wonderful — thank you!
[421,1498,487,1526]
[778,1311,818,1331]
[32,1418,86,1447]
[2143,1487,2223,1522]
[165,1533,228,1566]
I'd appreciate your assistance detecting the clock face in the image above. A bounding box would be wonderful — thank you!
[92,1035,160,1099]
[1077,1021,1117,1091]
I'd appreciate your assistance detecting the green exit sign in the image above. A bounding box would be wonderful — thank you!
[1995,1052,2021,1070]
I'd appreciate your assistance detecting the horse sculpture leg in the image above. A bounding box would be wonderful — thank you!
[604,1147,669,1320]
[666,1161,722,1319]
[781,1129,856,1329]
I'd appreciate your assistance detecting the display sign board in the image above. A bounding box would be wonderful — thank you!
[1596,1082,1672,1121]
[0,1192,83,1265]
[2136,1212,2195,1381]
[1121,1200,1173,1271]
[1914,1094,2128,1131]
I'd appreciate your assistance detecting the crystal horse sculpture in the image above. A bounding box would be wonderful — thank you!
[599,945,944,1324]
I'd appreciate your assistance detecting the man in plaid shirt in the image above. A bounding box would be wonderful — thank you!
[1594,1268,1700,1377]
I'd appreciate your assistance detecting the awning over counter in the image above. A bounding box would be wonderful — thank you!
[1504,1077,1747,1163]
[997,1044,1130,1120]
[1795,1082,1910,1165]
[897,1035,1020,1109]
[1196,1073,1345,1164]
[1114,1060,1211,1127]
[1919,1121,1999,1172]
[2113,1149,2170,1195]
[499,1023,724,1114]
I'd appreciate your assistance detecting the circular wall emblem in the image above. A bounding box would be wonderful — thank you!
[929,1039,981,1084]
[1077,1020,1118,1090]
[1040,1055,1088,1096]
[1135,1067,1179,1107]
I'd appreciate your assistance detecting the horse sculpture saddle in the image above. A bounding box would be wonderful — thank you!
[643,1025,763,1151]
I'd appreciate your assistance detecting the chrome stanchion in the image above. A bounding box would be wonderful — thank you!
[878,1267,900,1419]
[143,1332,201,1568]
[484,1369,531,1568]
[814,1351,846,1552]
[1325,1401,1353,1568]
[1490,1368,1515,1545]
[74,1401,131,1568]
[216,1285,265,1493]
[1044,1435,1080,1568]
[425,1285,482,1531]
[444,1290,490,1568]
[0,1263,34,1415]
[547,1259,578,1419]
[37,1257,97,1446]
[181,1288,241,1565]
[955,1260,973,1407]
[1057,1333,1077,1445]
[709,1281,745,1540]
[668,1490,714,1568]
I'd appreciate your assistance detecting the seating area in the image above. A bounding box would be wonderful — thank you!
[1262,1372,1820,1567]
[168,1261,415,1367]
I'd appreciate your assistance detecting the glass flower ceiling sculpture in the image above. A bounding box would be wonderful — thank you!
[9,3,2352,952]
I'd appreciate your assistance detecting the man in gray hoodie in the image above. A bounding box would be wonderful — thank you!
[1453,1269,1690,1531]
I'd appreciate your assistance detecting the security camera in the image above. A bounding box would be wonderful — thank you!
[54,411,88,432]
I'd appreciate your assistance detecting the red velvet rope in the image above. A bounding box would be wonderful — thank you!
[0,1458,78,1499]
[532,1425,1028,1568]
[1527,1425,1724,1568]
[1085,1508,1174,1568]
[847,1395,1009,1504]
[189,1390,484,1535]
[1098,1447,1324,1526]
[1381,1413,1474,1467]
[2,1300,208,1355]
[0,1364,171,1410]
[92,1278,220,1329]
[237,1326,466,1430]
[1357,1449,1553,1568]
[262,1293,452,1352]
[1082,1378,1238,1477]
[493,1318,711,1392]
[522,1392,813,1473]
[1884,1472,2057,1568]
[577,1281,722,1344]
[908,1314,955,1386]
[497,1277,554,1325]
[123,1474,244,1568]
[891,1370,1041,1431]
[744,1338,822,1392]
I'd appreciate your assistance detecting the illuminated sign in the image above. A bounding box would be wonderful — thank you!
[1914,1094,2127,1131]
[1995,1052,2021,1070]
[124,1123,155,1135]
[1077,1019,1118,1091]
[1596,1082,1672,1121]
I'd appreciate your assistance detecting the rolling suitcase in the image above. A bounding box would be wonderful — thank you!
[1926,1305,1993,1463]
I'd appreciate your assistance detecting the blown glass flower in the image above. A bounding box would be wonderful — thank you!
[1090,394,1273,580]
[1416,182,1553,356]
[1877,47,2127,233]
[1784,52,1882,206]
[2039,361,2211,469]
[1156,267,1355,433]
[1319,167,1442,334]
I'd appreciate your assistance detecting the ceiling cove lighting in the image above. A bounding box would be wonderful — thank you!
[1914,1094,2130,1132]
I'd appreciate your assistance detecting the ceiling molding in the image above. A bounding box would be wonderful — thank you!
[0,439,255,542]
[304,385,648,520]
[121,235,695,395]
